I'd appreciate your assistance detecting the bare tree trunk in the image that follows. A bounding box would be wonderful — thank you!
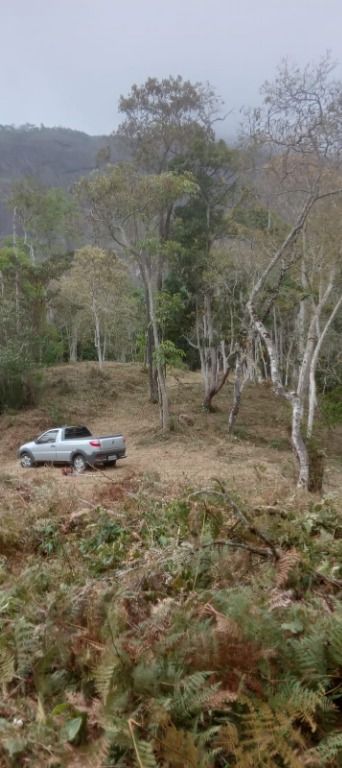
[93,300,103,368]
[228,350,247,433]
[146,272,170,431]
[195,297,232,411]
[297,239,308,371]
[69,328,78,363]
[246,195,324,489]
[12,207,20,335]
[249,302,311,488]
[292,394,309,487]
[142,280,158,403]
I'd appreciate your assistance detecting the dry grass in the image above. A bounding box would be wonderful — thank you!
[0,361,341,507]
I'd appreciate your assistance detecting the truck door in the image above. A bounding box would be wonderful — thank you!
[34,430,58,463]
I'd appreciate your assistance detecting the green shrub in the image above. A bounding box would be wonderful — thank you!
[0,346,43,412]
[321,386,342,426]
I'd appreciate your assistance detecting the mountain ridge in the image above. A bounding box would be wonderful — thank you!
[0,125,128,236]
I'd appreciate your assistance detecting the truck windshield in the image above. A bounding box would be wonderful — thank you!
[64,427,92,440]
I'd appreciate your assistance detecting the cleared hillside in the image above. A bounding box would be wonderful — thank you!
[0,363,341,767]
[0,362,341,498]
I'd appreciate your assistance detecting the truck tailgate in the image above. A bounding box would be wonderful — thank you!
[98,435,124,451]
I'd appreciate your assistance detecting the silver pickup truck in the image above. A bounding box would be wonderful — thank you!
[18,426,126,472]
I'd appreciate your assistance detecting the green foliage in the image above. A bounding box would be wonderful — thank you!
[321,386,342,425]
[0,344,43,412]
[154,339,186,369]
[79,513,129,574]
[8,177,77,260]
[117,75,220,172]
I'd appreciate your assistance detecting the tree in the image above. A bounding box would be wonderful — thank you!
[77,165,197,429]
[117,75,221,174]
[170,137,239,409]
[8,178,76,263]
[51,246,137,366]
[116,76,223,401]
[245,56,342,489]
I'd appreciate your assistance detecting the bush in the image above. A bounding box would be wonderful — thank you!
[321,386,342,426]
[0,346,43,412]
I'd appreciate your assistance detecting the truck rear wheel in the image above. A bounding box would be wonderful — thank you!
[72,454,87,473]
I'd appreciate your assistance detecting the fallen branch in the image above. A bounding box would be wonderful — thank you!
[188,482,279,559]
[198,539,272,558]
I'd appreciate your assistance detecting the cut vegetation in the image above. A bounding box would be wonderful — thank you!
[0,363,341,767]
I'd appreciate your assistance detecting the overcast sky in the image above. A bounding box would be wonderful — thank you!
[1,0,341,136]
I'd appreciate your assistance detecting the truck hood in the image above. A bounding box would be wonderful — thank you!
[19,440,36,453]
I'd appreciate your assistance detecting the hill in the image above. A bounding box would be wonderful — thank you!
[0,363,341,767]
[0,125,128,235]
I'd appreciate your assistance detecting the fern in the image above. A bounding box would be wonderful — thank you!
[272,679,327,733]
[160,723,200,768]
[0,648,15,686]
[172,671,217,719]
[135,739,158,768]
[95,652,121,705]
[328,614,342,666]
[314,732,342,764]
[218,696,306,768]
[290,634,328,683]
[276,548,301,587]
[14,617,37,675]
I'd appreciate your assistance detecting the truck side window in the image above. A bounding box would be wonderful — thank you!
[64,427,91,439]
[37,430,58,444]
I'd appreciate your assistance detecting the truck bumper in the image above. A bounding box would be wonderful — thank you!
[87,451,126,465]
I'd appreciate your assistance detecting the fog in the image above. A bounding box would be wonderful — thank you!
[1,0,341,135]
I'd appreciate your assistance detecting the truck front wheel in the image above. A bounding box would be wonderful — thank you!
[20,452,35,468]
[72,454,87,473]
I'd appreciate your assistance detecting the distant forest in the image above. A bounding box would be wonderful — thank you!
[0,124,128,233]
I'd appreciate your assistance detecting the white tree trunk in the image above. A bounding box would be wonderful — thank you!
[93,302,103,367]
[195,298,231,411]
[69,327,78,363]
[12,207,20,335]
[228,351,247,433]
[146,271,170,431]
[246,196,337,490]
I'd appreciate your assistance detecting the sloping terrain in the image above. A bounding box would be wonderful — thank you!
[0,364,341,767]
[0,361,341,499]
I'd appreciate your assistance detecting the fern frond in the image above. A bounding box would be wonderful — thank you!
[313,732,342,764]
[95,653,120,704]
[135,739,158,768]
[172,671,215,719]
[14,618,36,675]
[268,588,295,610]
[328,614,342,666]
[273,680,325,733]
[200,602,242,639]
[276,548,301,587]
[160,723,199,768]
[218,696,308,768]
[0,648,15,685]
